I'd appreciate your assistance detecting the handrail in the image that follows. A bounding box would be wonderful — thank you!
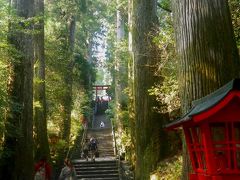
[111,119,117,156]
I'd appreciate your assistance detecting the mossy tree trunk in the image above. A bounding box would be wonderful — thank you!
[127,0,136,165]
[62,16,76,143]
[34,0,50,161]
[131,0,170,179]
[1,0,35,179]
[115,0,128,154]
[172,0,240,179]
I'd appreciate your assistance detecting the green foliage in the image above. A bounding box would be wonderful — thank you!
[79,91,92,117]
[71,110,83,137]
[56,139,67,150]
[74,54,96,87]
[0,0,10,143]
[158,0,171,12]
[49,138,67,161]
[0,0,8,42]
[149,77,180,114]
[229,0,240,47]
[105,100,115,122]
[149,6,180,116]
[78,0,87,13]
[119,110,129,128]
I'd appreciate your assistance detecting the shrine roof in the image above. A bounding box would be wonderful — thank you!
[166,79,240,129]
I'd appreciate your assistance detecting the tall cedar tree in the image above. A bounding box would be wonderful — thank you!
[1,0,35,179]
[115,0,125,145]
[172,0,240,179]
[128,0,137,166]
[131,0,170,179]
[62,16,76,142]
[34,0,50,161]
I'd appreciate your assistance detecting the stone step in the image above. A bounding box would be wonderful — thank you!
[75,168,118,173]
[97,153,115,156]
[98,154,115,157]
[87,135,113,138]
[98,152,115,155]
[98,142,114,145]
[98,144,114,147]
[87,138,113,143]
[96,135,113,137]
[98,144,113,151]
[74,163,117,168]
[98,141,113,143]
[97,150,114,152]
[77,173,119,179]
[78,169,119,175]
[79,177,119,180]
[77,165,117,169]
[98,145,114,147]
[99,155,115,157]
[76,161,117,165]
[87,128,112,132]
[98,149,114,151]
[74,161,116,164]
[75,166,118,171]
[98,147,114,150]
[74,159,117,164]
[98,149,114,152]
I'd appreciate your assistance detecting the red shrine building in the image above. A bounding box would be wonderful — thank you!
[166,79,240,180]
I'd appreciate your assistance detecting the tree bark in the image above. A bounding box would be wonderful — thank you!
[34,0,51,161]
[62,16,76,143]
[115,0,127,153]
[172,0,240,179]
[1,0,35,179]
[131,0,170,179]
[128,0,136,167]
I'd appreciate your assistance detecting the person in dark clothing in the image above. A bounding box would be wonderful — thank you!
[89,137,98,162]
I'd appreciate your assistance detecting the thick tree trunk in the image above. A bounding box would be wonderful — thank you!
[131,0,170,179]
[34,0,50,161]
[62,16,76,142]
[1,0,35,179]
[115,0,127,154]
[128,0,137,167]
[115,0,125,124]
[172,0,240,179]
[62,64,74,142]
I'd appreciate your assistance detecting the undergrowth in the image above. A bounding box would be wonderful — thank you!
[150,154,182,180]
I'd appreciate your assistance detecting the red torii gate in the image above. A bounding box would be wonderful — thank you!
[93,85,110,98]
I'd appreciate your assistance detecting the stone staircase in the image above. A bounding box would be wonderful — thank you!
[72,118,120,180]
[87,128,115,157]
[73,159,119,180]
